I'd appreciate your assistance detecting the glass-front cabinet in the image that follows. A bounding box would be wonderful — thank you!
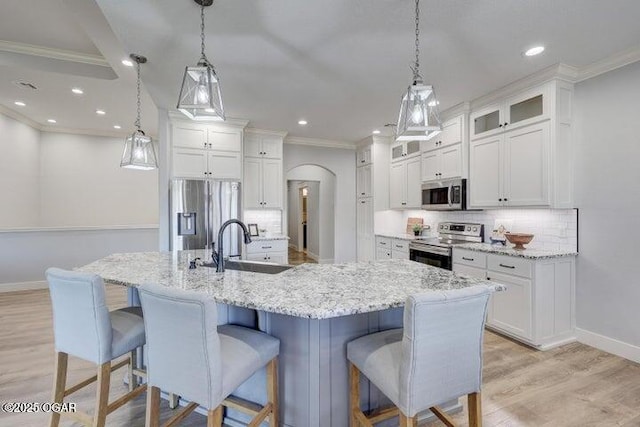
[470,104,502,139]
[391,140,421,162]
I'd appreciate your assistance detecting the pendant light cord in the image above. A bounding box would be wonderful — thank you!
[200,2,208,63]
[413,0,422,82]
[135,59,142,131]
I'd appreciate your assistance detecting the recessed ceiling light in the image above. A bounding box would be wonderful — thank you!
[47,119,57,124]
[14,101,26,107]
[122,59,134,67]
[372,130,381,134]
[96,109,106,115]
[71,87,84,95]
[524,46,545,57]
[298,120,308,125]
[113,125,121,129]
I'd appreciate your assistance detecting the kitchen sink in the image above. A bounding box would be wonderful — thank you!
[222,260,293,274]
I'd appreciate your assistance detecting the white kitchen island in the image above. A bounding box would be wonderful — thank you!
[78,251,503,427]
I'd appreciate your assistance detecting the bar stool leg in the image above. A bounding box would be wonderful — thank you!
[267,358,279,427]
[92,362,111,427]
[146,386,161,427]
[468,392,482,427]
[349,363,360,427]
[207,406,223,427]
[49,352,68,427]
[128,350,136,392]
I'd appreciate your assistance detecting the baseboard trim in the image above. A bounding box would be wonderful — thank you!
[288,243,298,251]
[576,327,640,364]
[318,258,334,264]
[306,251,319,261]
[0,280,48,293]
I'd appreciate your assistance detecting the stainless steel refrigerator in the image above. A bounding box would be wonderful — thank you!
[170,179,242,258]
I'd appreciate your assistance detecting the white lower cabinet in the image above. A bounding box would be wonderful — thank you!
[245,239,288,264]
[375,236,409,260]
[453,248,575,349]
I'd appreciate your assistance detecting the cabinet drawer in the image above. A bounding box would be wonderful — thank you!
[376,247,392,260]
[246,239,288,254]
[391,239,409,253]
[453,250,487,269]
[376,237,392,248]
[488,254,532,278]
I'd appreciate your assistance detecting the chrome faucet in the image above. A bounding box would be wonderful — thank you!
[215,219,252,272]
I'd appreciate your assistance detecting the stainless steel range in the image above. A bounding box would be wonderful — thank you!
[409,222,484,270]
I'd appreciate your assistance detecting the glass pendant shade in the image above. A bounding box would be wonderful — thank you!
[120,130,158,171]
[396,81,442,141]
[177,60,225,121]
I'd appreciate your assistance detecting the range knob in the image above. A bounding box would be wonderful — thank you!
[466,226,471,231]
[444,225,449,230]
[472,227,478,232]
[439,225,444,229]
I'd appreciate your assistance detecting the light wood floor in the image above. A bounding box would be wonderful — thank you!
[1,287,639,427]
[288,248,317,266]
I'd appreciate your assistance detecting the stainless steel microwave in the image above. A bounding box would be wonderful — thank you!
[421,178,466,210]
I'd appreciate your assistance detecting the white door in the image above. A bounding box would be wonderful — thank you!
[503,121,550,206]
[173,148,208,178]
[487,271,533,340]
[244,133,262,158]
[469,135,503,208]
[244,158,262,209]
[440,144,462,180]
[172,124,207,149]
[389,162,405,209]
[261,159,283,209]
[208,129,241,152]
[405,157,422,208]
[208,151,241,180]
[421,151,440,182]
[376,247,392,260]
[261,136,283,159]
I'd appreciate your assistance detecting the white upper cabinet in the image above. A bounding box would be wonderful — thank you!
[390,156,421,209]
[356,164,372,198]
[389,162,405,209]
[244,158,262,208]
[244,132,283,159]
[243,130,284,209]
[421,143,463,182]
[261,159,283,208]
[244,133,262,158]
[391,140,420,162]
[405,157,422,208]
[356,145,372,166]
[422,115,462,152]
[468,80,573,208]
[170,120,243,179]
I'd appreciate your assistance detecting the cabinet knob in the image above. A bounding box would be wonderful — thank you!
[504,122,508,127]
[504,198,508,202]
[401,202,407,205]
[499,124,503,128]
[498,198,503,202]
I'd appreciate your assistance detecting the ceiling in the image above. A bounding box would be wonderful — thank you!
[2,0,640,142]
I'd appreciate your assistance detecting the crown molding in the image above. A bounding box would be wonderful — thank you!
[0,104,41,129]
[575,44,640,82]
[245,127,288,138]
[0,40,109,67]
[440,101,471,120]
[167,110,249,129]
[285,136,356,150]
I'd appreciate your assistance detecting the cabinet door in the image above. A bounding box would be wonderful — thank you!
[261,136,283,159]
[405,157,422,208]
[421,151,440,182]
[356,165,372,198]
[469,136,503,208]
[173,148,208,178]
[262,159,283,209]
[504,85,548,130]
[243,158,263,209]
[357,198,373,237]
[390,142,405,162]
[208,151,241,180]
[439,144,462,180]
[357,145,372,166]
[503,122,550,207]
[208,129,241,152]
[389,162,406,209]
[376,247,392,260]
[391,248,409,260]
[172,124,207,149]
[246,252,267,262]
[452,263,486,279]
[424,115,463,151]
[486,271,533,340]
[244,133,262,158]
[470,104,502,140]
[267,252,288,264]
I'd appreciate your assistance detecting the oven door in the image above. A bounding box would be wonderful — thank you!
[409,245,452,270]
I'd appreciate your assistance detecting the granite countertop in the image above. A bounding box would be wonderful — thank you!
[77,251,504,319]
[375,232,432,241]
[249,235,290,242]
[456,243,578,260]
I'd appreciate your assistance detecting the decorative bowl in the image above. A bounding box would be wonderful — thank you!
[505,233,534,250]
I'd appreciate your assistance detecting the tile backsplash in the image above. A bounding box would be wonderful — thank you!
[244,210,283,234]
[375,209,578,252]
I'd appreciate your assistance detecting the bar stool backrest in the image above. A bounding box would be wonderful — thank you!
[399,285,491,416]
[46,268,113,364]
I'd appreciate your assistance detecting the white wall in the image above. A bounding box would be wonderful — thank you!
[573,60,640,355]
[284,144,355,262]
[287,182,300,248]
[0,113,40,227]
[39,132,158,226]
[286,164,337,262]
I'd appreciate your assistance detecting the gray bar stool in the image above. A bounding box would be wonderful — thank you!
[138,283,280,427]
[347,286,491,427]
[46,268,147,427]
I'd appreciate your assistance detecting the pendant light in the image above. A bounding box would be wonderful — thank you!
[396,0,442,141]
[120,54,158,170]
[177,0,225,121]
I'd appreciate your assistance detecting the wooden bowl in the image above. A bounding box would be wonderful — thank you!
[505,233,534,250]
